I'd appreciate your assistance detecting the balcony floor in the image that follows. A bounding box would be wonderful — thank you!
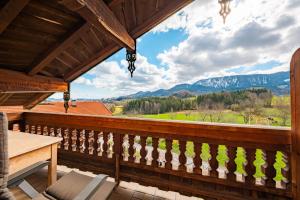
[9,165,202,200]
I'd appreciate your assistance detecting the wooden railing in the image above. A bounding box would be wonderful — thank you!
[14,111,291,200]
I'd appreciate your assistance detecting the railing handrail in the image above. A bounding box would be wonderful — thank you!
[23,111,291,148]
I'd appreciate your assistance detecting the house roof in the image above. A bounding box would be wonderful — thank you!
[0,101,112,115]
[0,0,193,108]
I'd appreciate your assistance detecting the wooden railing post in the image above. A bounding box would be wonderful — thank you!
[114,132,121,185]
[290,48,300,199]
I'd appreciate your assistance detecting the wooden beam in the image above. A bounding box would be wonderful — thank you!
[0,69,68,93]
[60,0,135,51]
[24,93,53,109]
[0,0,30,34]
[290,48,300,199]
[28,23,90,76]
[64,0,192,81]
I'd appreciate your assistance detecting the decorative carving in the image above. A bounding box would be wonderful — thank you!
[71,129,78,151]
[50,128,55,137]
[43,126,48,136]
[97,132,104,156]
[36,125,41,135]
[30,125,36,134]
[12,124,20,132]
[107,132,114,158]
[63,129,69,150]
[133,136,141,163]
[274,151,289,189]
[88,131,95,155]
[25,124,30,133]
[56,128,62,148]
[122,135,130,161]
[79,130,86,153]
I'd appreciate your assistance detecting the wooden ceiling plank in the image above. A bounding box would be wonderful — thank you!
[24,93,53,109]
[28,23,90,76]
[60,0,135,51]
[0,69,68,93]
[0,0,30,34]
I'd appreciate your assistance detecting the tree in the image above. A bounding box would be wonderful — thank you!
[273,96,290,126]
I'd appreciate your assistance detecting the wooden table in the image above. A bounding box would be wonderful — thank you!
[8,131,62,186]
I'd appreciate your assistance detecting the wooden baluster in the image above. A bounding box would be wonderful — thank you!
[43,126,48,136]
[97,132,104,156]
[266,150,276,188]
[140,136,147,165]
[56,128,62,149]
[107,132,114,158]
[128,135,134,162]
[210,144,218,178]
[165,138,172,170]
[194,142,201,174]
[79,130,86,153]
[88,130,95,155]
[25,124,30,133]
[37,125,41,135]
[63,128,69,151]
[152,137,159,168]
[13,124,20,132]
[71,129,78,152]
[49,128,55,137]
[245,148,256,185]
[179,140,186,171]
[227,146,236,181]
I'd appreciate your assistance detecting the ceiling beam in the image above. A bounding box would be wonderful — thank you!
[0,0,30,34]
[60,0,135,51]
[0,69,68,93]
[28,23,90,76]
[64,0,192,82]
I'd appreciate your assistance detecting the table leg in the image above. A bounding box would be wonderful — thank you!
[48,143,58,186]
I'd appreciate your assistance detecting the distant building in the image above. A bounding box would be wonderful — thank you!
[0,101,112,116]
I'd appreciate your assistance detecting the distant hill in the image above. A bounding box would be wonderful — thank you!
[116,71,290,100]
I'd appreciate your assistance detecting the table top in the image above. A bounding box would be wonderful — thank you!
[8,131,62,158]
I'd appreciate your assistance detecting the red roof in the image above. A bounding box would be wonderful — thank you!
[0,101,112,116]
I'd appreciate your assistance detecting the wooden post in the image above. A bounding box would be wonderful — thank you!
[290,48,300,199]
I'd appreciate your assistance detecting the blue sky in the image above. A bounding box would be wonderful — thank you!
[52,0,300,99]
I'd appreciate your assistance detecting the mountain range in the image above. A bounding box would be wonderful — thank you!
[116,71,290,100]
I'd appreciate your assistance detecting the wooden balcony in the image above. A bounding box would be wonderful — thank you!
[8,111,292,200]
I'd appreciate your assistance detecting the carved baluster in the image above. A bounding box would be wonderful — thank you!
[216,145,229,179]
[165,139,172,170]
[185,142,195,173]
[179,140,186,171]
[200,143,212,176]
[133,136,141,163]
[210,144,218,177]
[273,151,289,189]
[152,137,159,167]
[171,140,180,170]
[227,146,237,181]
[13,124,20,132]
[194,142,201,174]
[49,128,55,137]
[245,148,256,184]
[79,130,86,153]
[71,129,78,152]
[254,149,267,186]
[88,131,95,155]
[145,137,154,166]
[140,136,147,165]
[96,132,104,156]
[107,132,114,158]
[122,134,130,161]
[25,124,30,133]
[128,135,134,162]
[56,128,62,148]
[36,125,41,135]
[43,126,48,136]
[63,129,69,150]
[31,125,35,134]
[266,151,276,188]
[235,147,248,182]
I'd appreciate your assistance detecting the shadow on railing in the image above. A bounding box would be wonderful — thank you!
[17,111,292,200]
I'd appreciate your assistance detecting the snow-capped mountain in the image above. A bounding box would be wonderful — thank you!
[117,71,290,100]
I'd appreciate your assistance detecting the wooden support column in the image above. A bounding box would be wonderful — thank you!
[290,48,300,199]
